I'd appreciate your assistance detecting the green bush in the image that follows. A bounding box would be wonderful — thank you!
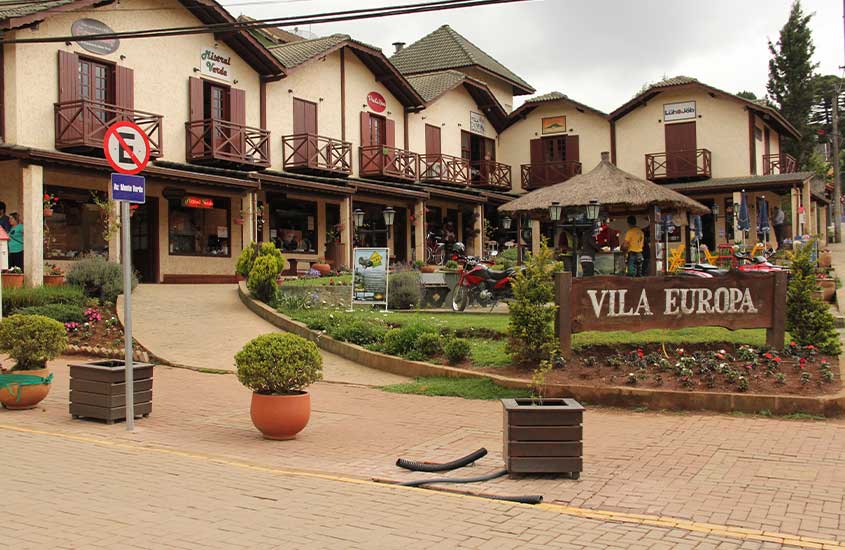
[786,240,840,354]
[235,333,323,394]
[388,270,421,310]
[444,338,471,364]
[66,256,137,304]
[248,255,282,303]
[444,260,459,270]
[381,323,440,359]
[0,315,68,371]
[328,317,387,346]
[235,242,259,278]
[2,285,86,312]
[498,247,519,269]
[410,332,442,361]
[17,303,86,323]
[507,240,561,366]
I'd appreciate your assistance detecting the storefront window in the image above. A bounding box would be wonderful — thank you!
[168,195,230,256]
[44,186,108,260]
[269,196,318,254]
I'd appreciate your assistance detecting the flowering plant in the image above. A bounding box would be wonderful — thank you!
[84,307,102,323]
[45,262,64,276]
[64,321,81,333]
[44,193,59,209]
[3,266,22,274]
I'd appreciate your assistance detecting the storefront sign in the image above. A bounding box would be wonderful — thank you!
[542,115,566,134]
[200,47,232,81]
[71,19,120,55]
[367,91,386,113]
[470,111,485,134]
[555,271,787,355]
[182,196,214,209]
[351,247,390,310]
[663,101,696,122]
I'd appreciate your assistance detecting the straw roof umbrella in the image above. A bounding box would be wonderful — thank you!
[499,152,710,216]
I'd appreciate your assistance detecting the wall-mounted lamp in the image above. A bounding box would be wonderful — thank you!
[421,115,427,120]
[288,89,293,94]
[712,204,720,217]
[233,79,239,85]
[319,97,324,102]
[192,67,200,73]
[119,55,126,61]
[387,111,392,115]
[65,41,72,46]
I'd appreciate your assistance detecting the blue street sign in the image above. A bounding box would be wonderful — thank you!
[110,173,146,204]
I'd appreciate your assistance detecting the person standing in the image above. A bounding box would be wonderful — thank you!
[0,202,10,233]
[8,212,23,271]
[772,206,786,249]
[579,227,598,277]
[622,215,644,277]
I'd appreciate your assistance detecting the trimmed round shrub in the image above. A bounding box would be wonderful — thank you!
[238,242,285,279]
[248,256,282,303]
[381,323,439,359]
[0,314,68,371]
[444,338,471,365]
[18,303,86,323]
[66,256,137,304]
[388,271,421,310]
[409,332,442,361]
[328,318,387,346]
[235,333,323,394]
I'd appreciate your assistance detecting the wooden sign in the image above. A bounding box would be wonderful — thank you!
[555,271,787,355]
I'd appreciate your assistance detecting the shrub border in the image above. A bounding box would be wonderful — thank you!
[239,282,845,417]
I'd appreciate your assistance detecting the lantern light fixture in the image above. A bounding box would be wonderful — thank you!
[585,199,601,222]
[548,201,563,222]
[382,207,395,227]
[353,209,365,229]
[501,215,512,230]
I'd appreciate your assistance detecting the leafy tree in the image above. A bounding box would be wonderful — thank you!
[766,0,819,168]
[736,90,758,100]
[786,240,840,354]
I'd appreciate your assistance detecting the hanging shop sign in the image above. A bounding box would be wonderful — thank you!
[367,91,387,113]
[351,247,390,310]
[470,111,485,134]
[555,271,787,355]
[72,19,120,55]
[663,101,696,122]
[182,196,215,209]
[200,47,232,81]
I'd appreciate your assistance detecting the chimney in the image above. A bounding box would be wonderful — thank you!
[392,42,406,53]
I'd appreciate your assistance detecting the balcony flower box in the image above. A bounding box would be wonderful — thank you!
[69,359,154,424]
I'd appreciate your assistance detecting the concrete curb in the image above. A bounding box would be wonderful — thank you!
[239,282,845,417]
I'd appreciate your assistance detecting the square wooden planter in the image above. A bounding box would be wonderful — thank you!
[69,360,154,424]
[502,397,584,478]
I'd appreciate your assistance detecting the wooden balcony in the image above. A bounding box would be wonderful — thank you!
[359,145,419,182]
[282,134,351,176]
[762,153,797,175]
[469,160,511,191]
[55,99,163,157]
[645,148,711,182]
[419,154,470,186]
[521,160,582,190]
[185,119,270,169]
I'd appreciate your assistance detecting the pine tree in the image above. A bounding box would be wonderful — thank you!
[786,241,840,354]
[766,1,819,168]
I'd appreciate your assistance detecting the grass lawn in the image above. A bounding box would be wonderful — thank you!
[469,339,511,367]
[572,327,779,349]
[381,377,530,400]
[280,274,353,287]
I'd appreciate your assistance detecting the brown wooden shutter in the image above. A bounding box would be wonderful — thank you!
[58,50,80,103]
[529,138,543,164]
[293,98,306,134]
[565,135,580,162]
[359,111,370,146]
[425,125,441,155]
[115,66,134,111]
[230,88,245,125]
[385,118,396,148]
[188,77,203,121]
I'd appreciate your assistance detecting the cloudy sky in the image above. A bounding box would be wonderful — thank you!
[229,0,842,113]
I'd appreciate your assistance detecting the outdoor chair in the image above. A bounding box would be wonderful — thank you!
[668,244,685,273]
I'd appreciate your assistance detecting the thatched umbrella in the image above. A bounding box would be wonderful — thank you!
[499,152,709,216]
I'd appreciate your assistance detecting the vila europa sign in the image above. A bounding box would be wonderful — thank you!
[200,47,232,81]
[367,91,386,113]
[556,272,787,355]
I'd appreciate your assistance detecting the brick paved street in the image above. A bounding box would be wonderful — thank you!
[3,358,845,548]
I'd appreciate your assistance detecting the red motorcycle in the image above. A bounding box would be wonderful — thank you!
[451,257,520,311]
[734,249,787,274]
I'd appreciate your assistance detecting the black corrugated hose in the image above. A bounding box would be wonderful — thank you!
[397,468,543,505]
[395,448,488,472]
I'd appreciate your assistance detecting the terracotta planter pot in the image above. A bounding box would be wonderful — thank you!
[43,208,53,217]
[0,368,52,410]
[234,218,245,225]
[420,265,438,273]
[2,273,23,288]
[819,279,836,302]
[311,263,331,276]
[43,275,65,287]
[250,391,311,440]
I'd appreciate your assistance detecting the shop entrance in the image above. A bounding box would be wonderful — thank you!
[698,198,716,255]
[131,197,159,283]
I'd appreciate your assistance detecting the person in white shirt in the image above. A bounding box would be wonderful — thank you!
[772,206,786,248]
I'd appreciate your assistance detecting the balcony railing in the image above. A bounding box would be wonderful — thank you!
[55,99,163,157]
[185,118,270,169]
[762,153,798,175]
[420,154,470,186]
[469,160,511,191]
[359,145,419,182]
[521,160,582,190]
[645,148,711,181]
[282,134,351,176]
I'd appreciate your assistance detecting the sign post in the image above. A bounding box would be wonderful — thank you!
[104,121,150,431]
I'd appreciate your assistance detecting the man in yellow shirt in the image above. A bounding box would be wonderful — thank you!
[623,215,645,277]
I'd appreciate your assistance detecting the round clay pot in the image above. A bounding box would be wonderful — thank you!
[43,208,53,217]
[819,280,836,302]
[2,273,23,289]
[250,391,311,440]
[311,263,331,276]
[43,275,64,287]
[0,368,52,410]
[420,265,438,273]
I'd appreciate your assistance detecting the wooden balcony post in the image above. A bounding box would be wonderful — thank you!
[414,200,426,263]
[21,164,44,288]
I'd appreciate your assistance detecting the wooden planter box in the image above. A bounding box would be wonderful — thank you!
[68,360,154,424]
[502,397,584,478]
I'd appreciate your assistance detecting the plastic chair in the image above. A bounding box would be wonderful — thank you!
[702,247,719,265]
[668,244,685,272]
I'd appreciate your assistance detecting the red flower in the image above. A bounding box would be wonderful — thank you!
[636,348,644,358]
[806,345,816,350]
[773,357,782,364]
[789,341,797,347]
[764,352,773,360]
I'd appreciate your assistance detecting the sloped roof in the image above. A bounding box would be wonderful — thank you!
[238,15,303,46]
[610,76,799,139]
[665,172,817,194]
[405,70,508,131]
[505,91,607,129]
[268,34,425,109]
[390,25,534,95]
[0,0,75,19]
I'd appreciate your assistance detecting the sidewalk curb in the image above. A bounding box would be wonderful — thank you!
[239,282,845,417]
